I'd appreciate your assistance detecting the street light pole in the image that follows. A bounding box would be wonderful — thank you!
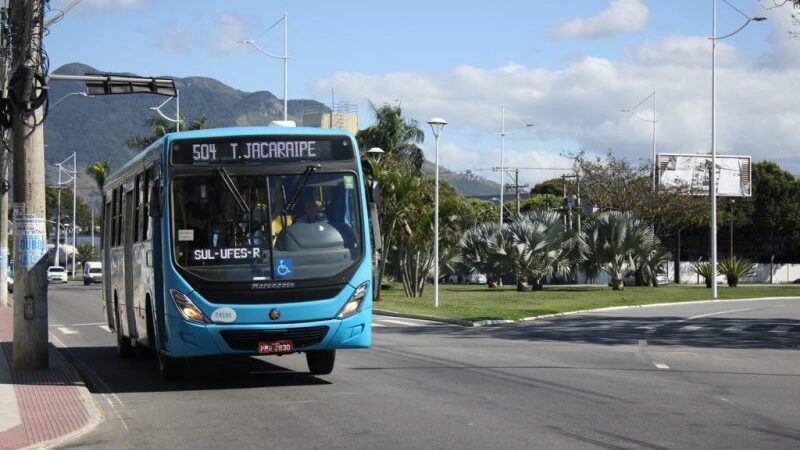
[709,0,766,299]
[427,117,447,308]
[499,106,505,226]
[239,13,290,122]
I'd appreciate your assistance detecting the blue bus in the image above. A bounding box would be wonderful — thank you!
[101,126,380,379]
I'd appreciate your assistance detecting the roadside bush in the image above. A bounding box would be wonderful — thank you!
[692,260,714,288]
[718,257,756,288]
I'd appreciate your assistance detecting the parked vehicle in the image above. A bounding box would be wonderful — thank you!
[47,266,68,283]
[467,273,487,285]
[83,261,103,285]
[623,269,669,286]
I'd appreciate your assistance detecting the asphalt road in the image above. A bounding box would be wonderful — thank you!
[46,283,800,450]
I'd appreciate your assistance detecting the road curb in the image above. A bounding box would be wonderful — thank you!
[376,296,800,327]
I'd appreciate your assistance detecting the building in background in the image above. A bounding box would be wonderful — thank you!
[303,102,358,135]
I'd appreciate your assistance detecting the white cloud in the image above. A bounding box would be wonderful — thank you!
[760,3,800,68]
[310,33,800,177]
[550,0,649,40]
[211,14,255,55]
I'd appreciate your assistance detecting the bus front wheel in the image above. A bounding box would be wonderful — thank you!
[306,350,335,375]
[158,352,184,380]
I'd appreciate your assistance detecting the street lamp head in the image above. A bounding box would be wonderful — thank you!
[367,147,384,155]
[427,117,448,138]
[752,16,767,22]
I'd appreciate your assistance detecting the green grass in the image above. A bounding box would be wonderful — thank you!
[375,284,800,322]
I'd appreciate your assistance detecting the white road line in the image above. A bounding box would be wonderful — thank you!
[679,325,703,332]
[378,319,422,327]
[57,327,78,335]
[99,325,112,332]
[769,325,793,333]
[687,308,752,320]
[49,322,105,328]
[638,339,648,346]
[371,323,386,328]
[653,362,670,370]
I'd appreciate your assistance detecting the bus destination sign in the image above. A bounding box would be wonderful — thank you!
[171,136,354,165]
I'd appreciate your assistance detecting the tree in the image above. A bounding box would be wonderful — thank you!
[504,210,572,290]
[76,244,97,263]
[530,178,564,196]
[581,211,660,290]
[126,113,211,151]
[45,187,93,231]
[356,102,425,173]
[735,161,800,259]
[571,151,708,236]
[85,159,111,191]
[358,102,426,298]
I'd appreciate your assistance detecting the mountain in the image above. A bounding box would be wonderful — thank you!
[421,161,500,197]
[43,63,499,201]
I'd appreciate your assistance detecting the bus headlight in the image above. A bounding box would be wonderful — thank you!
[337,281,369,319]
[170,289,209,323]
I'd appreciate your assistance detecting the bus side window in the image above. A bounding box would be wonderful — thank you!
[143,168,152,240]
[134,174,142,242]
[111,187,118,247]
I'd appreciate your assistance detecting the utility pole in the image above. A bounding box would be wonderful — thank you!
[503,168,528,217]
[0,4,11,308]
[10,0,49,369]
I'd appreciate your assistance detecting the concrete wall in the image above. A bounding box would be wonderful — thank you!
[571,263,800,286]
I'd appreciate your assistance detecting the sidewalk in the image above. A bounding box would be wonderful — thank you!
[0,305,98,450]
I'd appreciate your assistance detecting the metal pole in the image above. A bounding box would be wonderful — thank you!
[91,208,94,250]
[55,166,61,267]
[11,0,49,369]
[710,0,718,298]
[499,106,505,225]
[176,89,180,132]
[283,12,288,122]
[515,168,521,216]
[729,199,734,258]
[652,90,657,190]
[433,134,440,308]
[72,153,77,278]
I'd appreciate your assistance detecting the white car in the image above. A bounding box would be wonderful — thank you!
[467,273,487,285]
[47,266,68,283]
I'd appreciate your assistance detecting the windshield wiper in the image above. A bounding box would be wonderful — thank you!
[283,164,320,215]
[215,168,250,214]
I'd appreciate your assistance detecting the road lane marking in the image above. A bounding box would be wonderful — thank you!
[371,323,385,327]
[49,322,105,328]
[57,327,78,335]
[679,325,703,331]
[379,319,422,327]
[687,308,752,320]
[99,325,112,332]
[653,362,670,370]
[638,339,648,346]
[769,325,793,333]
[723,325,745,332]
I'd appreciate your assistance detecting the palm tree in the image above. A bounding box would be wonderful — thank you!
[456,222,503,287]
[85,159,111,191]
[356,102,425,173]
[581,211,658,290]
[506,210,572,291]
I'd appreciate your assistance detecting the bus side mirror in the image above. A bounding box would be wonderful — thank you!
[149,181,162,218]
[369,202,382,253]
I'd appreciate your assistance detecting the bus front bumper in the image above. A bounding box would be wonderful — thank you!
[163,308,372,358]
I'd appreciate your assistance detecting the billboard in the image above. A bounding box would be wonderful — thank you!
[657,153,751,197]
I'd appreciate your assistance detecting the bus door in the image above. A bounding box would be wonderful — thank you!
[123,190,138,339]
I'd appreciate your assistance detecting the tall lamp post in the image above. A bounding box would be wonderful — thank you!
[239,13,290,122]
[621,90,657,190]
[367,147,384,163]
[709,0,766,298]
[150,90,181,131]
[498,106,534,225]
[427,117,447,308]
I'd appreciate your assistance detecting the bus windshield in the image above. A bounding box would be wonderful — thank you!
[171,171,361,283]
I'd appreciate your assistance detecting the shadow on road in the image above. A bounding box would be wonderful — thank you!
[56,345,330,394]
[378,316,800,350]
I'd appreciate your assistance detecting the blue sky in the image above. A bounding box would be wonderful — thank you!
[46,0,799,185]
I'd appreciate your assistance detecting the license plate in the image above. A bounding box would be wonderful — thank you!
[258,340,293,355]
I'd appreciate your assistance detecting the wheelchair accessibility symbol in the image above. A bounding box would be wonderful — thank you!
[275,259,293,278]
